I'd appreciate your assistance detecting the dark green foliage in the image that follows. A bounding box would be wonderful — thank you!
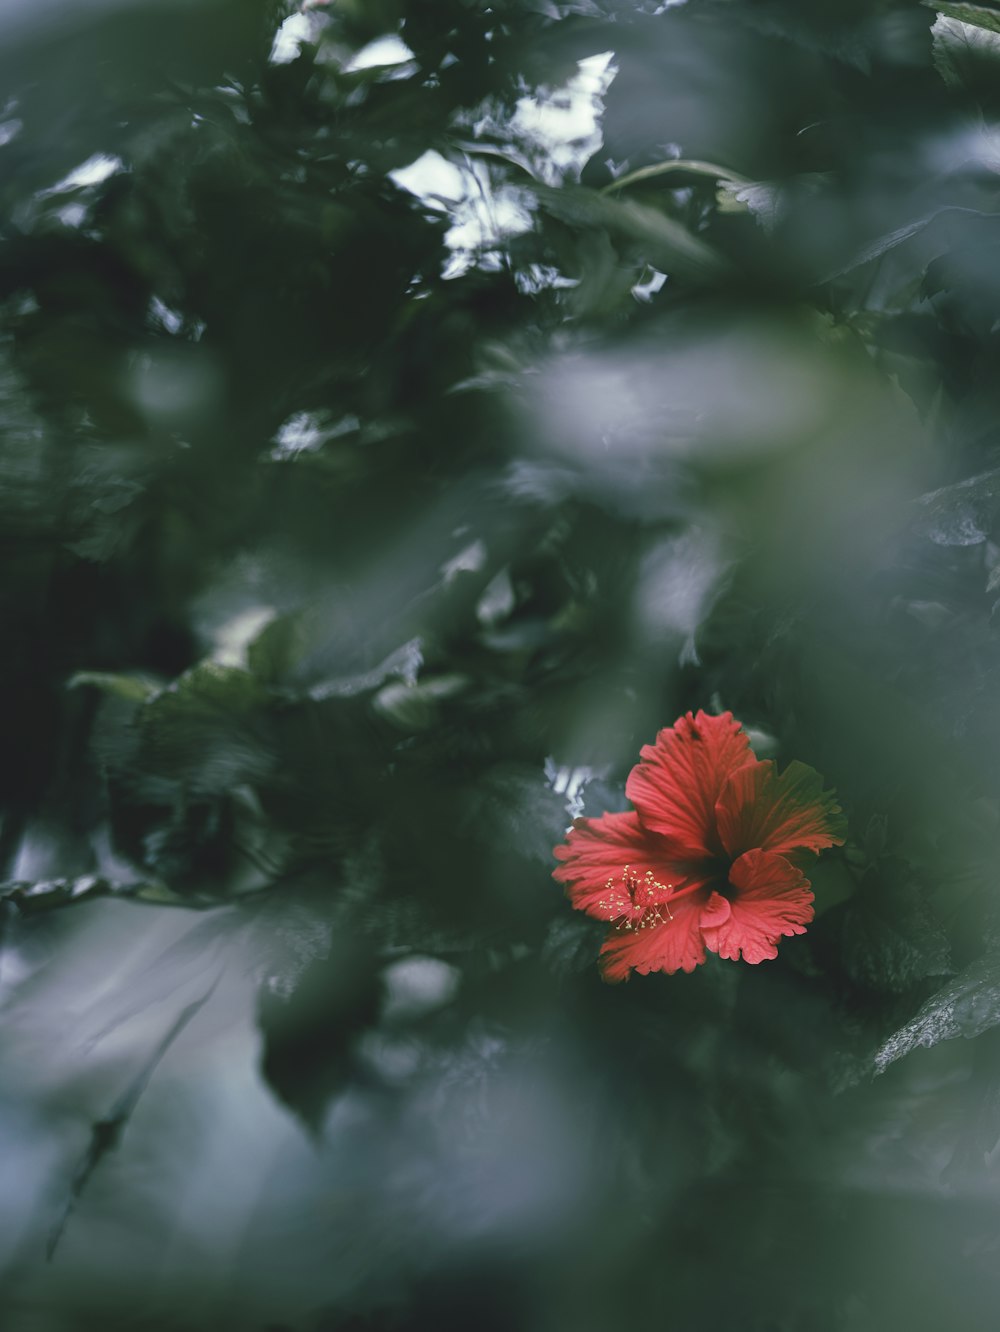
[258,937,382,1133]
[6,0,1000,1329]
[835,871,953,995]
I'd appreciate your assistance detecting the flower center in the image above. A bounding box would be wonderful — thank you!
[600,864,680,932]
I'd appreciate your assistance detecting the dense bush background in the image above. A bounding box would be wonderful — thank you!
[4,0,1000,1328]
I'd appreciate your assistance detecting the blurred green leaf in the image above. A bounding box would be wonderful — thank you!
[69,671,159,703]
[533,183,729,281]
[373,673,467,730]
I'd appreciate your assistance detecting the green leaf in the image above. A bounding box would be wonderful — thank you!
[138,662,271,792]
[372,673,467,730]
[931,13,1000,88]
[456,764,568,865]
[257,937,381,1133]
[715,180,785,233]
[532,184,728,282]
[821,211,946,283]
[930,2,1000,38]
[68,671,159,703]
[247,600,424,700]
[875,952,1000,1072]
[143,663,265,730]
[245,604,337,687]
[913,467,1000,546]
[311,638,425,702]
[838,879,952,994]
[541,915,600,975]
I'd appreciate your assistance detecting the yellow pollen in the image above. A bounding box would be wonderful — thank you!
[608,864,676,931]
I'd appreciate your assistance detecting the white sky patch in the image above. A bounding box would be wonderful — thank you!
[273,411,329,458]
[545,758,606,820]
[514,264,579,295]
[211,606,276,668]
[392,50,616,278]
[441,537,487,583]
[44,153,124,195]
[509,50,616,185]
[441,169,534,278]
[270,410,360,460]
[55,203,88,229]
[273,412,320,456]
[631,267,667,302]
[391,151,534,279]
[269,11,314,65]
[391,150,466,209]
[149,296,184,336]
[345,34,415,72]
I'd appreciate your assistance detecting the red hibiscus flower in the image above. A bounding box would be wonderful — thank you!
[552,712,846,982]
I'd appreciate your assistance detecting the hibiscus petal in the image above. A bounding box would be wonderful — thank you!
[715,758,846,859]
[701,849,814,965]
[624,711,754,856]
[598,893,707,982]
[699,890,731,928]
[552,811,685,921]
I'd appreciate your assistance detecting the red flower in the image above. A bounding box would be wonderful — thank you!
[552,712,846,981]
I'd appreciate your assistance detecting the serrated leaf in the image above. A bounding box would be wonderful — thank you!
[932,14,1000,88]
[138,662,272,792]
[716,179,784,233]
[930,2,1000,38]
[875,952,1000,1072]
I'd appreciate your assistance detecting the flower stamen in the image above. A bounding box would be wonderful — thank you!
[602,864,679,931]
